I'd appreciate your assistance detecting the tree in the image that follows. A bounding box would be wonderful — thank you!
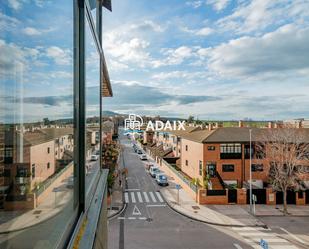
[257,128,309,215]
[187,115,194,123]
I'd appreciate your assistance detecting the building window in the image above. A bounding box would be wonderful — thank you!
[199,161,203,176]
[251,164,263,172]
[185,160,188,166]
[222,164,234,172]
[185,145,188,151]
[47,163,50,169]
[47,147,50,154]
[220,144,242,159]
[208,146,215,151]
[32,164,35,178]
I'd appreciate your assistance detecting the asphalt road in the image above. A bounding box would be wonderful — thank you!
[108,130,250,249]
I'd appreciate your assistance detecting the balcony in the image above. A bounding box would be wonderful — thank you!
[15,176,30,185]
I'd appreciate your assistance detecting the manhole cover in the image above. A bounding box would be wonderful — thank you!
[192,206,200,210]
[33,210,42,215]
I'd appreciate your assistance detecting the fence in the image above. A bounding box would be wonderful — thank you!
[34,162,73,196]
[161,159,197,193]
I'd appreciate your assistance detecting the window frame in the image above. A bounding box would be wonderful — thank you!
[222,164,235,172]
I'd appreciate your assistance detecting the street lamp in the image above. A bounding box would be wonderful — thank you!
[249,129,253,214]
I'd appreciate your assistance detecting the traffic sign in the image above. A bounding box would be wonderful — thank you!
[175,184,181,190]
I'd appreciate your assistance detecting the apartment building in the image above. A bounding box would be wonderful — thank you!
[3,127,76,202]
[180,127,309,191]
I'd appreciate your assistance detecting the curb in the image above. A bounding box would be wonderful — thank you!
[0,201,71,234]
[108,202,127,220]
[159,190,267,228]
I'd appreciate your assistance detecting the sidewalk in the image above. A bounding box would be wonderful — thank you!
[0,182,73,234]
[160,181,264,227]
[107,178,124,218]
[244,204,309,216]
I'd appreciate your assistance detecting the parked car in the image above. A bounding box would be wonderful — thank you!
[149,166,160,178]
[155,173,168,186]
[90,154,99,161]
[139,154,147,160]
[137,149,143,154]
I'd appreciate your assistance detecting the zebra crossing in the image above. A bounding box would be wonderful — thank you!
[124,191,165,204]
[232,226,299,249]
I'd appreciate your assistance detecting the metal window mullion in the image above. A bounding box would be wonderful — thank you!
[85,0,103,54]
[74,0,86,212]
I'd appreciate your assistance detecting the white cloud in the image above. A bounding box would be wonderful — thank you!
[8,0,22,10]
[206,0,230,11]
[0,12,19,32]
[186,1,203,9]
[46,46,71,65]
[217,0,309,34]
[0,39,39,77]
[182,26,214,36]
[153,46,195,67]
[202,24,309,79]
[130,20,165,33]
[151,71,206,81]
[22,27,42,36]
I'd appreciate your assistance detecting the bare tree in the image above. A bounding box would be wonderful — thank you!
[256,127,309,215]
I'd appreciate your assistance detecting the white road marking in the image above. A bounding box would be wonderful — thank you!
[124,192,129,203]
[136,192,143,203]
[250,238,288,243]
[143,192,150,203]
[146,204,166,207]
[155,192,164,202]
[280,227,308,245]
[239,232,276,237]
[268,246,298,249]
[132,205,141,216]
[128,217,136,220]
[233,243,243,249]
[125,189,140,191]
[118,217,125,220]
[149,192,157,202]
[138,217,147,220]
[130,192,136,203]
[232,227,271,231]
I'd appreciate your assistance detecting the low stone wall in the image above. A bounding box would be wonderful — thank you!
[198,189,228,204]
[36,163,73,206]
[4,194,36,211]
[296,191,306,205]
[237,188,247,204]
[159,160,197,200]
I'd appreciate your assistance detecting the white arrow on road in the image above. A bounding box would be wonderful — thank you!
[132,205,141,216]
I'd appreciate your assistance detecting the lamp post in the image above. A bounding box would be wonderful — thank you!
[249,129,253,214]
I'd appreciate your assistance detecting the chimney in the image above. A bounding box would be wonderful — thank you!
[208,123,213,131]
[268,122,273,129]
[239,120,244,128]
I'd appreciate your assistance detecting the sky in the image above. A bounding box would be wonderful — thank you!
[1,0,309,122]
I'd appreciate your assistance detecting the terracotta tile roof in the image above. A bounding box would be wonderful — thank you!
[182,127,309,143]
[180,129,215,143]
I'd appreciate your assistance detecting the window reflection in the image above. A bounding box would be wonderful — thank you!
[0,1,76,248]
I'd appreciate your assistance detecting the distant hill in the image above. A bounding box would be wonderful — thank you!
[103,110,120,116]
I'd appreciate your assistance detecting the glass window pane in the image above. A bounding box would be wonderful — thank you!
[85,17,100,206]
[0,1,76,248]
